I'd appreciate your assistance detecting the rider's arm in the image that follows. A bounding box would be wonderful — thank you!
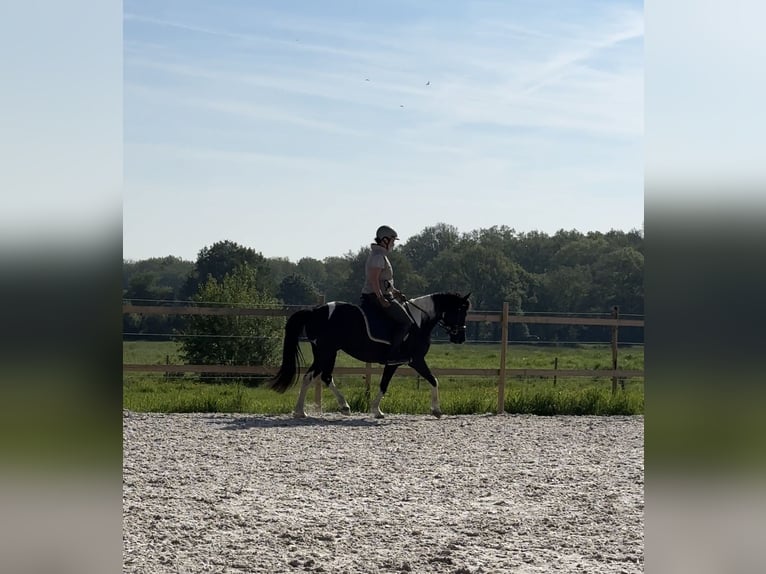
[367,266,389,305]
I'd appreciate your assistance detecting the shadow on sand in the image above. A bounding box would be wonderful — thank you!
[210,414,391,430]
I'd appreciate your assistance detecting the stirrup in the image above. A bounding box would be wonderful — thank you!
[384,346,408,365]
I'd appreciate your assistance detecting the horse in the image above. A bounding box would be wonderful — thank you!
[268,291,471,418]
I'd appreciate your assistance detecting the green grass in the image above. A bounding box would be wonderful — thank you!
[123,341,644,416]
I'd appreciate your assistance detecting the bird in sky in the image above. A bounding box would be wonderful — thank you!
[426,81,430,86]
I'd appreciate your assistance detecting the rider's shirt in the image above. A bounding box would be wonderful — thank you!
[362,243,395,295]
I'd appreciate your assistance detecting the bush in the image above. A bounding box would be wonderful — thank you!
[180,265,284,382]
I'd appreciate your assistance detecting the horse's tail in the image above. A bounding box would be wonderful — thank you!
[268,309,313,393]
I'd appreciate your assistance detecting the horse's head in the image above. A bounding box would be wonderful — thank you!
[439,292,471,344]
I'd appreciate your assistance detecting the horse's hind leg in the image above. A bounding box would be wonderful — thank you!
[370,364,399,419]
[320,350,351,415]
[293,370,317,418]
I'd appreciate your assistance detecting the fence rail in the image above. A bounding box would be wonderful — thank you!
[123,302,644,413]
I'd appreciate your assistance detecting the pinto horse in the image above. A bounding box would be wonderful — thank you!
[268,292,471,418]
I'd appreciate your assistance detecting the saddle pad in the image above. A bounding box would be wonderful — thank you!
[357,299,397,344]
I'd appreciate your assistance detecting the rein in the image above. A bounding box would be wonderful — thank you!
[404,297,429,317]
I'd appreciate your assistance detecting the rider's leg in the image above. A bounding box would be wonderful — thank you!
[384,300,412,363]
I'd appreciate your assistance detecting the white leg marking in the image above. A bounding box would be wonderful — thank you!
[294,372,315,418]
[371,390,385,419]
[430,378,442,418]
[328,378,351,415]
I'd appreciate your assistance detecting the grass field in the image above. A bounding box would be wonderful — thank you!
[123,340,644,416]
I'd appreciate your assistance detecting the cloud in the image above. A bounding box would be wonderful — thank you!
[123,1,644,261]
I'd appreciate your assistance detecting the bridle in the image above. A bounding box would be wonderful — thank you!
[404,297,466,337]
[440,321,466,338]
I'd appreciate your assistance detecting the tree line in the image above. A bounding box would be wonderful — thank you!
[123,223,643,345]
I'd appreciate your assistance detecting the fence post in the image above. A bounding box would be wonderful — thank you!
[553,357,558,387]
[611,305,619,394]
[497,301,509,414]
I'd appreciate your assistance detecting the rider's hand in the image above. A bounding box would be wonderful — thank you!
[378,296,391,308]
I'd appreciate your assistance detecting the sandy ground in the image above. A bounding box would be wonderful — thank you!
[123,411,643,573]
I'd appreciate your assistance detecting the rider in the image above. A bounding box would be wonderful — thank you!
[361,225,413,364]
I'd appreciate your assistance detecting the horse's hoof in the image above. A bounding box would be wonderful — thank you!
[340,406,351,415]
[293,411,307,419]
[373,412,385,419]
[431,409,442,418]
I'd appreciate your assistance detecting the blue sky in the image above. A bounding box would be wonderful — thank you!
[123,0,643,263]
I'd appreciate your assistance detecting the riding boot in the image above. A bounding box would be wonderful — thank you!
[385,325,410,365]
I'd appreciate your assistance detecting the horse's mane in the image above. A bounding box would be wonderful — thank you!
[430,291,470,308]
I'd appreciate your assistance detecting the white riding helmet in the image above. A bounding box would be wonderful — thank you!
[375,225,399,241]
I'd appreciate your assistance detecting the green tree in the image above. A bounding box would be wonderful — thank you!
[321,255,355,302]
[266,257,298,289]
[296,257,328,295]
[277,273,321,305]
[539,265,593,342]
[589,247,644,314]
[550,235,610,269]
[181,240,272,300]
[124,272,172,302]
[515,230,562,274]
[464,225,519,262]
[123,262,190,340]
[180,265,283,382]
[401,222,460,271]
[387,249,428,295]
[123,255,193,300]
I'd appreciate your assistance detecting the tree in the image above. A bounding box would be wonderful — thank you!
[122,222,644,346]
[400,223,460,271]
[296,257,327,294]
[464,225,519,262]
[589,247,644,314]
[550,235,610,269]
[123,255,193,300]
[124,272,172,302]
[387,249,428,295]
[321,255,355,302]
[539,265,593,342]
[180,265,283,382]
[266,257,298,289]
[123,263,189,340]
[515,230,561,274]
[277,274,321,305]
[181,240,272,300]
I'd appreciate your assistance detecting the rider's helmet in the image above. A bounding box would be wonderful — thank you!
[375,225,399,242]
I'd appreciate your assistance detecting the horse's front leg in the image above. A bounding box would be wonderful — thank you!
[371,364,399,419]
[409,357,441,418]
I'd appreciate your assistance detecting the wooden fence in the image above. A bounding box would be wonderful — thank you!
[123,302,643,414]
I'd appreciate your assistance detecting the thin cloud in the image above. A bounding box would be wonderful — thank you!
[124,1,643,261]
[126,141,349,172]
[190,99,368,138]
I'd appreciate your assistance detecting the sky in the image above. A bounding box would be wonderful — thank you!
[123,0,644,263]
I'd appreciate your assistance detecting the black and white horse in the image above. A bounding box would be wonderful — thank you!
[268,292,471,418]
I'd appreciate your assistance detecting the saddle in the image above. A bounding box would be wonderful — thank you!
[358,296,412,345]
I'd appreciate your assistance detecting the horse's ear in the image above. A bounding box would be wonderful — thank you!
[463,292,471,301]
